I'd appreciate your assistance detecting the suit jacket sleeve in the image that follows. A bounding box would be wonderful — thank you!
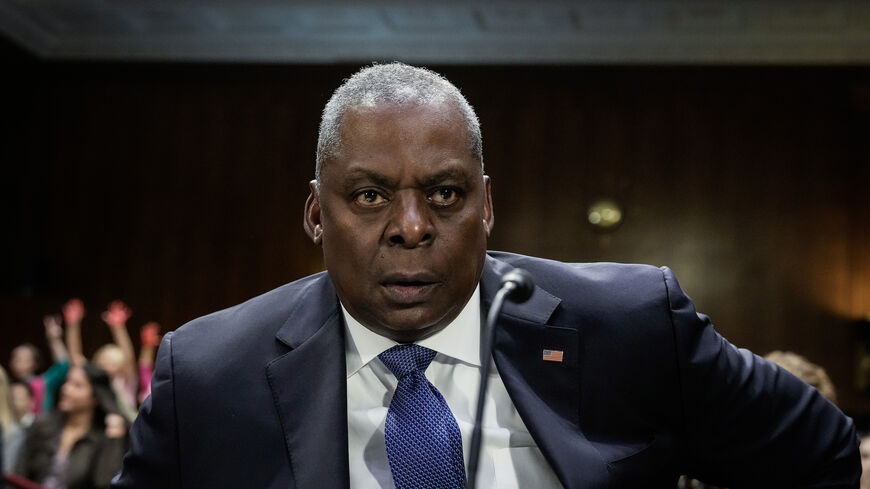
[664,267,860,488]
[111,332,180,489]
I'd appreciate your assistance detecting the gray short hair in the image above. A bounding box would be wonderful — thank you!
[315,62,483,185]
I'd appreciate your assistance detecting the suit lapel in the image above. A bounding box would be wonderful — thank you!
[482,255,610,488]
[265,274,350,489]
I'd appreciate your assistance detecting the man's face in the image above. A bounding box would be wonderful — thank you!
[306,102,493,342]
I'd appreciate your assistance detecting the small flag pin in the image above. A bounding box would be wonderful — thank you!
[542,349,564,362]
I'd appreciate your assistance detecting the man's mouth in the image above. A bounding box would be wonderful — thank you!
[380,273,440,304]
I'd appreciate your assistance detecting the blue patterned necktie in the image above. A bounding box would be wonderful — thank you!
[378,344,467,489]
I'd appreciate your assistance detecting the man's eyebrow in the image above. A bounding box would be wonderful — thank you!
[341,168,397,189]
[419,169,473,188]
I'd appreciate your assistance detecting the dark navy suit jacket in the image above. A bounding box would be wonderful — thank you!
[111,252,859,489]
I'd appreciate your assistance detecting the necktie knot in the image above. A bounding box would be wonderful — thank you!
[379,344,437,379]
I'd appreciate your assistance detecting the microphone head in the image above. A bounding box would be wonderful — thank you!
[501,268,535,303]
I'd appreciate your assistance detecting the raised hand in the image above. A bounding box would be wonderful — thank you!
[62,298,86,324]
[140,322,161,348]
[102,300,132,329]
[104,413,127,438]
[43,314,63,340]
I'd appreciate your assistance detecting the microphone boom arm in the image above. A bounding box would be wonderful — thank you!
[466,284,513,489]
[467,267,533,489]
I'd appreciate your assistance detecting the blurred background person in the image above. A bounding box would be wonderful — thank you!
[69,301,136,422]
[860,432,870,489]
[765,350,838,403]
[61,299,86,368]
[8,316,71,416]
[8,382,34,429]
[64,299,161,421]
[136,322,159,405]
[14,363,127,489]
[93,301,138,422]
[1,365,25,477]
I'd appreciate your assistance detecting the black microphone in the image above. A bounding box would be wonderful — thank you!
[467,268,535,489]
[498,268,535,304]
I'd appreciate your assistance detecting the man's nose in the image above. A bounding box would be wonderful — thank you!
[385,191,434,248]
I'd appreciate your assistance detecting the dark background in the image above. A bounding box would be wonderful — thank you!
[2,37,869,412]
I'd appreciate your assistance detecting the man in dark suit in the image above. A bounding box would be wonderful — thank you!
[111,63,859,489]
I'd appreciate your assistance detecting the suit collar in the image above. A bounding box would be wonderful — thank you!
[266,273,350,489]
[274,271,338,349]
[480,254,561,324]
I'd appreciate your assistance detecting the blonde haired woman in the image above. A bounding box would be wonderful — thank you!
[1,365,26,474]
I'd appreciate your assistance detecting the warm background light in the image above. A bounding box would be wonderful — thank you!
[587,199,623,230]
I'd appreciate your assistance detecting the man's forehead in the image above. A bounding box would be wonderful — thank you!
[317,99,481,190]
[340,161,476,183]
[340,100,460,125]
[337,102,473,155]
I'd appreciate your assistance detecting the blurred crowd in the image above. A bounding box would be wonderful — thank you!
[1,299,160,489]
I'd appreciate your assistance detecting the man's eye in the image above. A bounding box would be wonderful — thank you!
[354,190,386,206]
[429,188,460,205]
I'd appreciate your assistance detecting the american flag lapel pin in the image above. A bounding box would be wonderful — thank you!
[542,349,564,363]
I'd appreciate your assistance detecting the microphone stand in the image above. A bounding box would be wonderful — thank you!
[467,269,533,489]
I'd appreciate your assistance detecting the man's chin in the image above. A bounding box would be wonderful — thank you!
[366,311,453,343]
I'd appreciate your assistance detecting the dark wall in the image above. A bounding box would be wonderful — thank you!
[2,49,868,410]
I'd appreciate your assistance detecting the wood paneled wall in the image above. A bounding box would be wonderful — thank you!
[2,54,868,410]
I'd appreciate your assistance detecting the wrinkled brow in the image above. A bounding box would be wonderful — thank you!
[340,165,475,190]
[419,169,473,188]
[340,168,397,189]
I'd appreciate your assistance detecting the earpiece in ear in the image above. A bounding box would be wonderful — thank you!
[313,224,323,244]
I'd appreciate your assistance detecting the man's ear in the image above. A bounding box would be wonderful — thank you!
[482,175,494,237]
[303,180,323,245]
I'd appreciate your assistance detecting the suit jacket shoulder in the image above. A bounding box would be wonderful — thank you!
[170,271,333,363]
[485,251,859,488]
[113,271,343,489]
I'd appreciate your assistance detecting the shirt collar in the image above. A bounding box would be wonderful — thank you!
[343,285,482,378]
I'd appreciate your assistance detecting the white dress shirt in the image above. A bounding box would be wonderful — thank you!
[343,285,564,489]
